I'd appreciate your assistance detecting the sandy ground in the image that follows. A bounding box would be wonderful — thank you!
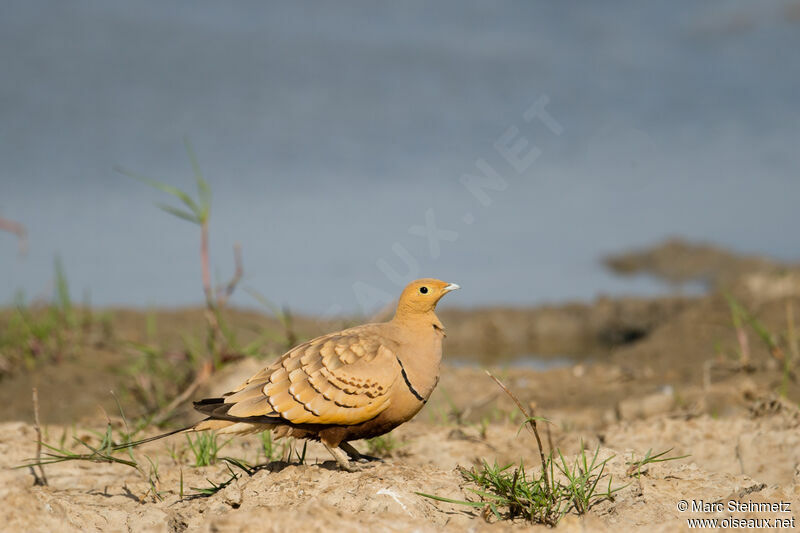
[2,242,800,531]
[1,357,799,532]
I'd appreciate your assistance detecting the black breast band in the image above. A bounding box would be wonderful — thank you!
[395,356,426,403]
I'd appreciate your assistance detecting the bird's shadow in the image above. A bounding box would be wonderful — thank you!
[173,457,352,503]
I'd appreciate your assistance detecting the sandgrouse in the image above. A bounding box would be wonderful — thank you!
[127,278,459,470]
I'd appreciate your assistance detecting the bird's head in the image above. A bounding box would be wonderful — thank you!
[394,278,460,318]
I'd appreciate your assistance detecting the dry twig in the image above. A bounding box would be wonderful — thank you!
[485,370,550,493]
[0,215,27,255]
[217,243,243,306]
[150,360,213,426]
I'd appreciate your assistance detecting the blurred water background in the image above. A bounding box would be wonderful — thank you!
[2,0,799,314]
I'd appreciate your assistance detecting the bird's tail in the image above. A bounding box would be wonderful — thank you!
[112,396,277,452]
[112,426,193,451]
[111,418,254,451]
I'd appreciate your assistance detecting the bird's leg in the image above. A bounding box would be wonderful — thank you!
[322,442,357,472]
[339,441,383,463]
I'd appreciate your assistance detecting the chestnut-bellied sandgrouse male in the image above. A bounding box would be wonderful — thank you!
[122,278,459,470]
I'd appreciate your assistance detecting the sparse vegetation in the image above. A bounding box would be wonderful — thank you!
[418,373,625,526]
[112,142,295,425]
[420,443,623,525]
[625,448,690,478]
[0,259,113,378]
[19,422,165,501]
[294,440,308,465]
[190,457,256,497]
[116,140,242,363]
[259,430,288,462]
[19,404,263,502]
[259,430,277,462]
[722,293,798,397]
[186,432,231,467]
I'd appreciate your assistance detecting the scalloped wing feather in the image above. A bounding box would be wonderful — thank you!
[218,326,401,426]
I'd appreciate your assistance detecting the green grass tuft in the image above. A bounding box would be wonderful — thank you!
[625,447,690,478]
[186,432,230,467]
[418,373,627,526]
[18,421,164,501]
[419,443,625,525]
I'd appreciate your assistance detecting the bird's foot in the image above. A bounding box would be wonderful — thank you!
[324,442,383,471]
[339,442,384,464]
[324,443,362,472]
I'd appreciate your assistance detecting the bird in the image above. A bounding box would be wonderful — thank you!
[121,278,459,471]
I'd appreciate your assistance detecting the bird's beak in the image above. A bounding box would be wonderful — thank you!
[443,283,460,292]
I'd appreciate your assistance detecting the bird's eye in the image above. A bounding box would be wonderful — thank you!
[419,286,428,294]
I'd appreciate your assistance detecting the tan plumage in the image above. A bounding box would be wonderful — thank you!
[188,278,459,470]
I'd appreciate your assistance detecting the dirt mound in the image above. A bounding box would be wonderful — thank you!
[603,237,787,288]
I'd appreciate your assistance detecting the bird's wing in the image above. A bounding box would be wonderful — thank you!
[214,327,401,425]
